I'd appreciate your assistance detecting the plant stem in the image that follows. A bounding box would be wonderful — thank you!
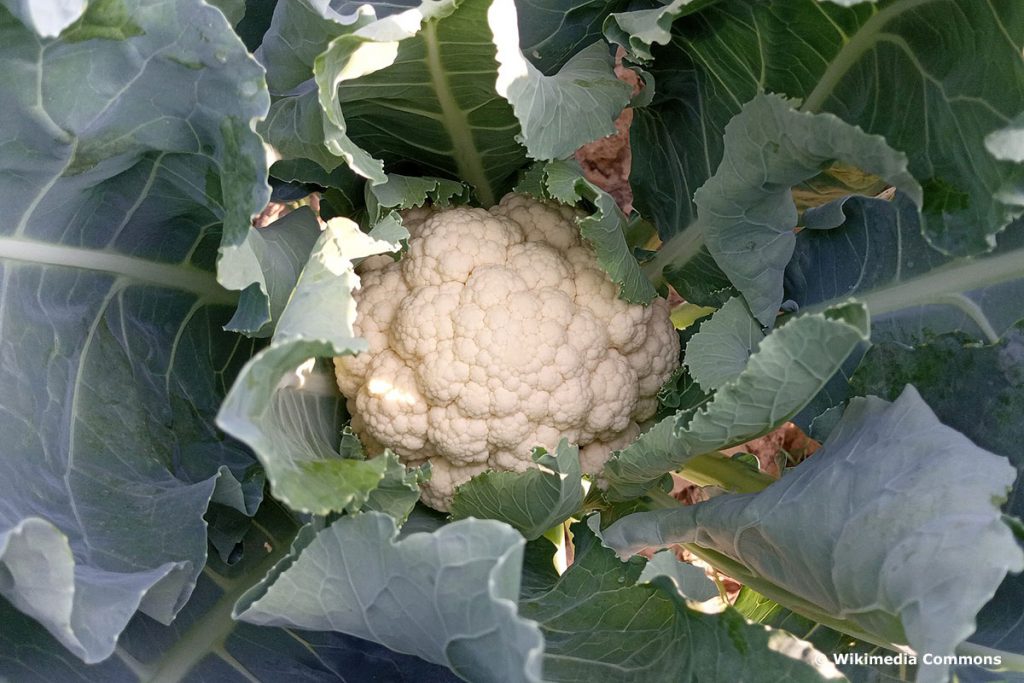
[641,221,706,286]
[955,642,1024,674]
[643,485,683,510]
[800,0,933,114]
[145,504,300,683]
[422,20,494,206]
[678,452,776,494]
[685,545,905,653]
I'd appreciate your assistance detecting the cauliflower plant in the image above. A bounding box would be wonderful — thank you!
[335,193,680,510]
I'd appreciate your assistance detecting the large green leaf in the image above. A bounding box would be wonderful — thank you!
[235,512,545,682]
[620,0,1024,256]
[0,0,270,663]
[657,93,921,326]
[519,519,836,682]
[602,302,869,500]
[261,0,628,207]
[781,193,1024,427]
[787,194,1024,345]
[450,439,585,540]
[218,217,406,515]
[849,323,1024,666]
[602,386,1024,683]
[0,501,461,681]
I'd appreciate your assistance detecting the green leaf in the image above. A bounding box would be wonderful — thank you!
[540,160,658,303]
[451,439,585,540]
[517,0,631,75]
[602,386,1024,683]
[623,0,1024,256]
[0,500,464,681]
[228,206,323,337]
[602,302,869,500]
[218,218,408,515]
[788,194,1024,346]
[497,38,631,160]
[694,93,920,327]
[604,0,713,62]
[783,192,1024,427]
[363,455,431,523]
[262,0,627,207]
[0,0,269,663]
[234,512,545,683]
[849,323,1024,663]
[663,246,738,308]
[365,173,471,224]
[638,550,719,603]
[520,518,836,682]
[684,296,764,391]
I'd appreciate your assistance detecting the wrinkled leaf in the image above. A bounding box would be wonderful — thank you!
[684,296,764,391]
[602,387,1024,683]
[235,512,545,683]
[602,302,869,500]
[218,218,407,514]
[604,0,712,62]
[0,0,270,662]
[519,518,835,682]
[621,0,1024,256]
[362,455,430,523]
[451,439,584,540]
[365,174,470,223]
[693,93,920,327]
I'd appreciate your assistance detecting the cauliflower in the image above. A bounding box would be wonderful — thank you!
[335,193,680,510]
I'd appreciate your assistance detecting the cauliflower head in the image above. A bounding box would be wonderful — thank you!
[335,193,680,510]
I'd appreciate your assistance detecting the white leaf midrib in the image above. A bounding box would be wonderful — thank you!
[0,237,236,304]
[421,19,495,207]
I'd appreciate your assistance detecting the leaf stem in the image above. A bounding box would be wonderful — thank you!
[955,641,1024,674]
[641,221,706,286]
[422,20,494,206]
[800,0,934,114]
[145,504,300,683]
[677,452,776,494]
[685,545,906,653]
[643,485,683,510]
